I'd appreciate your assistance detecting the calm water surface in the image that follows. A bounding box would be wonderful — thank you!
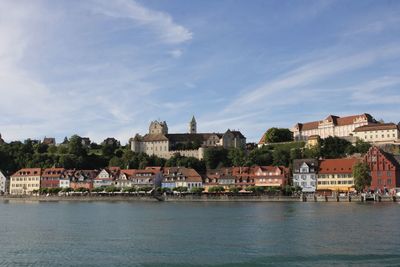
[0,201,399,266]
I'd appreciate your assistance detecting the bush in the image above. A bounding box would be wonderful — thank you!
[228,187,241,193]
[105,186,120,193]
[190,187,204,194]
[172,186,188,193]
[75,187,89,192]
[92,187,104,193]
[245,186,265,194]
[122,187,137,193]
[138,186,153,192]
[208,186,225,193]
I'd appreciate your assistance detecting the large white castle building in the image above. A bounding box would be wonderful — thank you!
[130,116,246,159]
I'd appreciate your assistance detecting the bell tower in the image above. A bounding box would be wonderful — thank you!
[189,116,197,134]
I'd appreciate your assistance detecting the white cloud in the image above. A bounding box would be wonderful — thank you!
[168,49,183,58]
[225,44,400,112]
[91,0,192,44]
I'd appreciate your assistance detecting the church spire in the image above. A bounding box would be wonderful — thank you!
[189,116,197,134]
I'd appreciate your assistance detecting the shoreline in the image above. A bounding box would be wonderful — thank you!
[1,195,398,203]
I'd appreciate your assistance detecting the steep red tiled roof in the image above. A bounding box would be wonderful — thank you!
[42,168,65,177]
[319,158,359,174]
[295,113,374,131]
[12,168,42,177]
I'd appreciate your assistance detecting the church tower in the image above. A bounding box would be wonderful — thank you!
[189,116,197,134]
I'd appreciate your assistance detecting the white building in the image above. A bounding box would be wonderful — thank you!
[291,113,376,141]
[0,170,8,194]
[59,178,70,189]
[292,159,318,193]
[93,168,119,188]
[162,167,203,190]
[353,123,400,144]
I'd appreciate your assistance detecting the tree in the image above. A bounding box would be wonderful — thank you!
[208,186,225,193]
[320,137,351,158]
[190,187,204,194]
[264,128,293,143]
[203,147,230,169]
[228,148,246,166]
[354,139,371,154]
[68,135,87,156]
[353,162,371,192]
[272,149,290,166]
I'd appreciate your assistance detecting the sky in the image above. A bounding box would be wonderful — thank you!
[1,0,400,144]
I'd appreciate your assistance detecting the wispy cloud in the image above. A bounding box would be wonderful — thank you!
[91,0,192,44]
[225,44,400,112]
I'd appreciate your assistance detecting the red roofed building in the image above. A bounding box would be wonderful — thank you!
[364,146,400,191]
[317,158,360,192]
[291,113,376,141]
[10,168,42,195]
[252,166,290,188]
[41,168,65,189]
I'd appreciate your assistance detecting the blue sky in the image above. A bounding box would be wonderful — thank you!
[1,0,399,144]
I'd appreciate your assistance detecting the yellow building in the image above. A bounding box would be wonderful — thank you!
[317,158,358,192]
[10,168,42,195]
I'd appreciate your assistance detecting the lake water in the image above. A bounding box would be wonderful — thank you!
[0,201,399,266]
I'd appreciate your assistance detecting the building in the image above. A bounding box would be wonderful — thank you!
[41,168,65,189]
[252,166,290,188]
[130,167,163,189]
[353,123,400,144]
[292,113,376,141]
[93,167,120,188]
[162,167,202,190]
[317,158,359,193]
[42,137,56,146]
[115,169,136,188]
[292,159,318,193]
[130,117,246,159]
[69,170,98,190]
[81,137,91,147]
[0,170,8,194]
[204,168,236,192]
[364,146,400,191]
[10,168,42,195]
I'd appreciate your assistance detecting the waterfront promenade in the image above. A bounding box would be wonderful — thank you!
[1,194,398,203]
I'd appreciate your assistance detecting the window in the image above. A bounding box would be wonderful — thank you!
[377,171,382,177]
[378,178,382,185]
[387,171,391,177]
[387,179,392,185]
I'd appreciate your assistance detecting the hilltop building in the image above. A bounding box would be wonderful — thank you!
[353,123,400,144]
[130,117,246,159]
[291,113,377,141]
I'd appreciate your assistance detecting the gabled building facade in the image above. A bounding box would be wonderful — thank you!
[162,167,202,190]
[293,159,318,193]
[93,167,120,188]
[364,146,400,191]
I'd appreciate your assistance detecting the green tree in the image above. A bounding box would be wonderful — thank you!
[208,186,225,193]
[190,187,204,194]
[354,139,372,154]
[228,148,246,166]
[264,128,293,143]
[353,162,372,192]
[203,147,230,169]
[272,149,290,166]
[68,135,87,156]
[320,136,351,158]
